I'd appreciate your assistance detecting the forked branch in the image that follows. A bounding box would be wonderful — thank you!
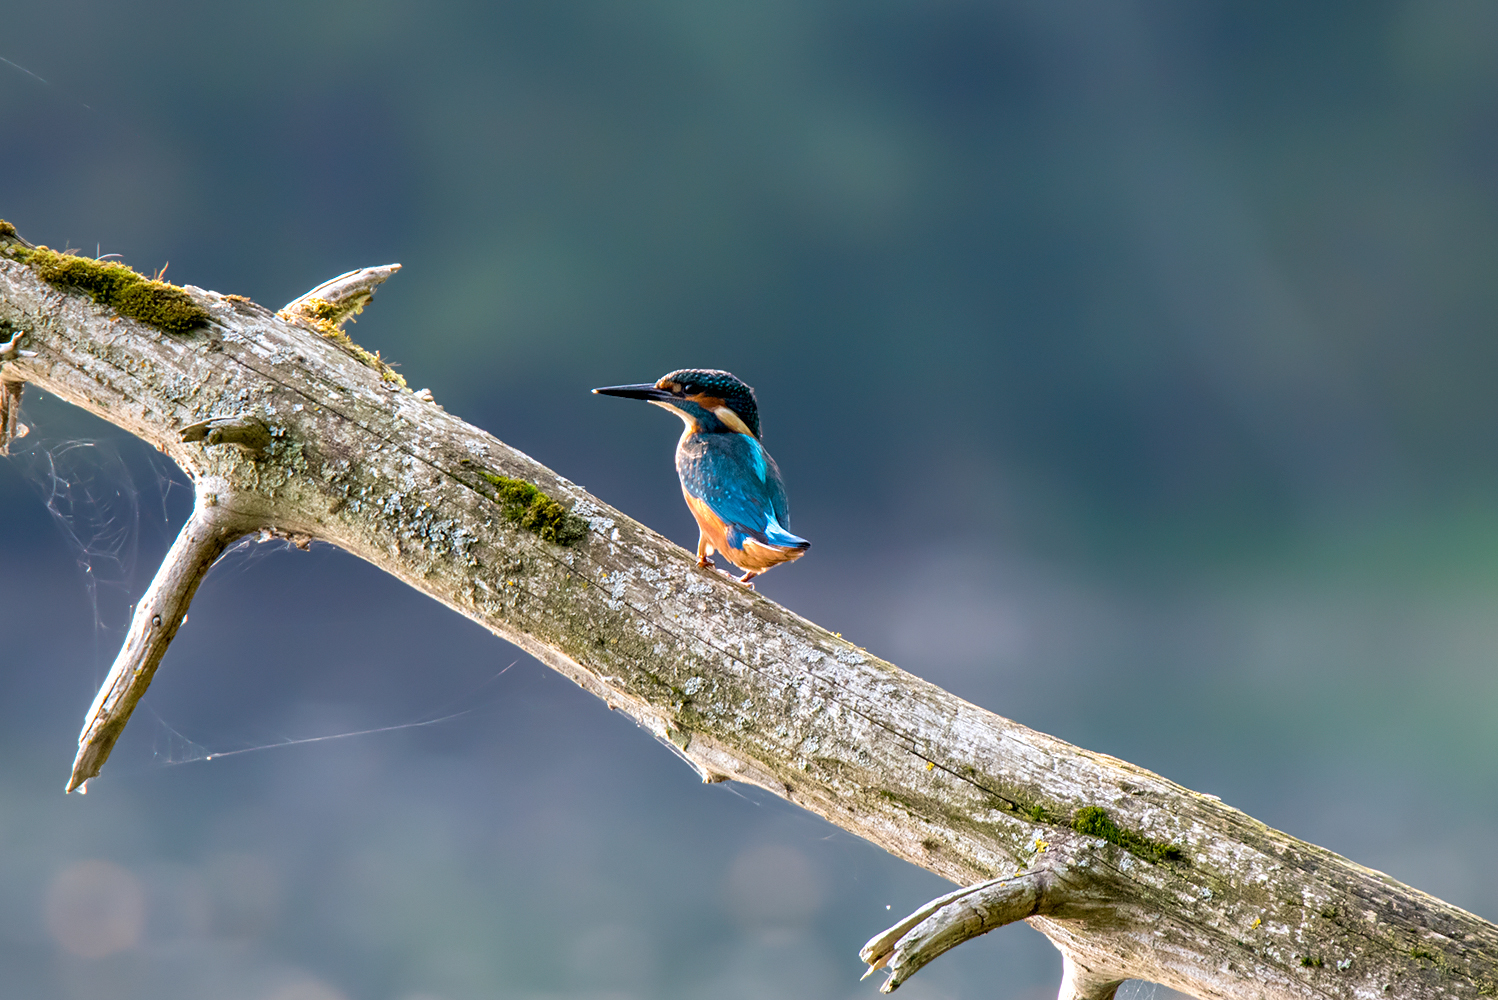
[54,261,410,792]
[2,222,1496,1000]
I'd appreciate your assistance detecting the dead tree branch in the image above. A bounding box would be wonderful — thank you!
[2,224,1495,1000]
[68,494,253,791]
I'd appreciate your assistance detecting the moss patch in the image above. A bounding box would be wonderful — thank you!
[281,295,405,385]
[1072,806,1184,864]
[302,295,353,325]
[1410,944,1454,976]
[5,244,208,333]
[478,471,588,546]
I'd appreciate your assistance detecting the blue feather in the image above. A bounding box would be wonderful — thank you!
[677,431,805,548]
[748,437,768,482]
[759,516,808,549]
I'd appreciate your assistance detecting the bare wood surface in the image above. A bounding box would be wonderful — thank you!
[0,328,34,454]
[67,497,252,791]
[2,237,1496,1000]
[861,874,1042,989]
[280,263,402,326]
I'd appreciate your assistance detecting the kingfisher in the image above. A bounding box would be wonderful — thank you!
[593,369,809,586]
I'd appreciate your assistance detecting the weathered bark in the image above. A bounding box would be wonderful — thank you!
[1,232,1495,1000]
[67,500,253,791]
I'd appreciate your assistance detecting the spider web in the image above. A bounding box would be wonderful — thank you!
[10,393,190,664]
[144,664,514,769]
[10,392,513,771]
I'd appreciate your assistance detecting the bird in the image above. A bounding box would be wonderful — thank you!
[593,369,809,587]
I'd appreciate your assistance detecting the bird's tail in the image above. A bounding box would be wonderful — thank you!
[755,520,810,552]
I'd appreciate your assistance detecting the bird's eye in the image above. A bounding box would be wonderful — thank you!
[682,384,698,395]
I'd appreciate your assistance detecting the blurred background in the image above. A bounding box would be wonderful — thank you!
[4,1,1498,998]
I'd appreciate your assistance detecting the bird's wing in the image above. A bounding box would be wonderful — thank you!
[678,433,806,548]
[761,448,792,529]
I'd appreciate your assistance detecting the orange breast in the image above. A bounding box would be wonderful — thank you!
[683,492,807,572]
[684,493,732,556]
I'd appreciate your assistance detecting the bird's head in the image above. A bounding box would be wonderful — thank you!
[593,368,761,438]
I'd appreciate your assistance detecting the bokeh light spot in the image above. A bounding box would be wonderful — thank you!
[44,859,146,959]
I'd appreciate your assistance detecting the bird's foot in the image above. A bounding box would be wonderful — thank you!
[697,556,714,570]
[737,571,759,589]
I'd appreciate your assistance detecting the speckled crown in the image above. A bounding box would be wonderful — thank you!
[661,369,761,438]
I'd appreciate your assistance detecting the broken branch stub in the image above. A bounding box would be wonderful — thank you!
[2,223,1497,1000]
[861,873,1042,991]
[180,413,272,453]
[0,378,25,455]
[68,491,254,792]
[279,263,402,328]
[0,327,35,454]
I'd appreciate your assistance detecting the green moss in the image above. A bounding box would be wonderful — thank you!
[301,295,353,325]
[634,665,684,700]
[0,220,17,240]
[1410,945,1450,974]
[477,471,588,546]
[284,295,405,385]
[8,245,208,333]
[1071,806,1184,864]
[1300,955,1323,968]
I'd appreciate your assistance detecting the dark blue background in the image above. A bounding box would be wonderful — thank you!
[5,3,1498,998]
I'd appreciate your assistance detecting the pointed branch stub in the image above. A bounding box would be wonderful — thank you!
[280,263,402,327]
[276,264,405,385]
[67,495,253,792]
[862,873,1044,992]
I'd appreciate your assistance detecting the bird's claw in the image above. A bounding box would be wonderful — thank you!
[695,558,754,588]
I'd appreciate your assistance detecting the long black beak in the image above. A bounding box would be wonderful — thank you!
[592,382,678,403]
